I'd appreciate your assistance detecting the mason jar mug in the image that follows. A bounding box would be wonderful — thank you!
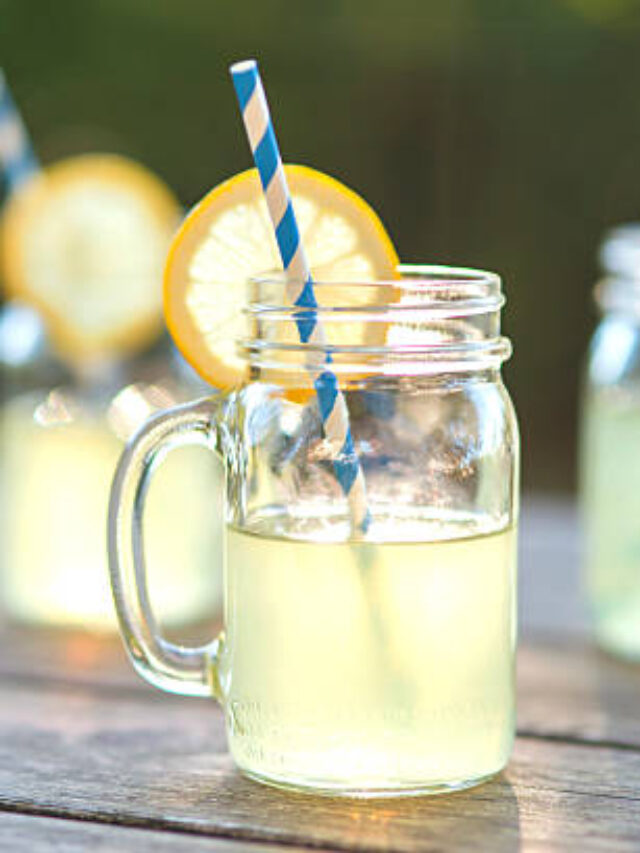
[108,265,520,796]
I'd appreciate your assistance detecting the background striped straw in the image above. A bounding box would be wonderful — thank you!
[0,70,39,194]
[230,59,370,533]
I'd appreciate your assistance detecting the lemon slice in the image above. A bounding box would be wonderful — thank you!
[164,165,399,389]
[0,153,181,363]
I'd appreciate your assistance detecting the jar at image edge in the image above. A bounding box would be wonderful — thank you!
[580,224,640,660]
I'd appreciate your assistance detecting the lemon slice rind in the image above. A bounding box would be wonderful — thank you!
[163,164,399,389]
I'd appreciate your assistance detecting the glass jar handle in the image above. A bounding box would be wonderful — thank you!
[108,397,224,699]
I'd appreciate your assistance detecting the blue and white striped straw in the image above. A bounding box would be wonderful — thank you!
[0,70,39,194]
[230,59,370,532]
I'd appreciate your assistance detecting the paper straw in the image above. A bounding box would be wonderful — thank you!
[0,70,39,194]
[230,59,370,532]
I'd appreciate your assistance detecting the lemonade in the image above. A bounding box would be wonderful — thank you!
[1,386,222,629]
[581,386,640,659]
[218,512,517,793]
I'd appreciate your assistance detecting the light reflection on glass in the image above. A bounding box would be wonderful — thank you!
[107,382,175,441]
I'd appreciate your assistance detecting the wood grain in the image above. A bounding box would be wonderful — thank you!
[0,677,639,852]
[0,812,328,852]
[518,639,640,749]
[517,496,588,638]
[0,620,218,691]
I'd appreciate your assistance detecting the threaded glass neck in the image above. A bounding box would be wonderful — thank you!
[241,265,512,378]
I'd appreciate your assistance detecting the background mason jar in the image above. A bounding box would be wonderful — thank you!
[0,320,223,633]
[580,224,640,660]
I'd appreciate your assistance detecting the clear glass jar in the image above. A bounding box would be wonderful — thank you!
[580,224,640,660]
[109,266,519,795]
[0,337,222,631]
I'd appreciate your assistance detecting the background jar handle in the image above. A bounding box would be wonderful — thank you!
[108,397,224,699]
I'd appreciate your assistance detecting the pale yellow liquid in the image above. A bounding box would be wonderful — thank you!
[581,388,640,659]
[218,513,517,794]
[0,392,223,630]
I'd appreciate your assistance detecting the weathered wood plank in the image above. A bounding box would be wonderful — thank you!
[0,812,328,853]
[0,678,638,852]
[517,496,588,637]
[1,624,134,689]
[518,640,640,749]
[0,619,221,691]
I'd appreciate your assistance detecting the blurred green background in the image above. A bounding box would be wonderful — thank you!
[2,0,640,492]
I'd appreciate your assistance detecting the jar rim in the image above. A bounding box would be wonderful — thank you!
[248,264,504,315]
[241,264,512,375]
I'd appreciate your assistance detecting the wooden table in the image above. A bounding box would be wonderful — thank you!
[1,496,639,852]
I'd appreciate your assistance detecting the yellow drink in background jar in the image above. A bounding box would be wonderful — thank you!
[0,152,223,631]
[580,224,640,660]
[581,387,640,658]
[220,511,517,793]
[0,383,222,630]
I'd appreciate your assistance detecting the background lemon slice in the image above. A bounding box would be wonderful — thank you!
[0,153,181,363]
[163,164,399,389]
